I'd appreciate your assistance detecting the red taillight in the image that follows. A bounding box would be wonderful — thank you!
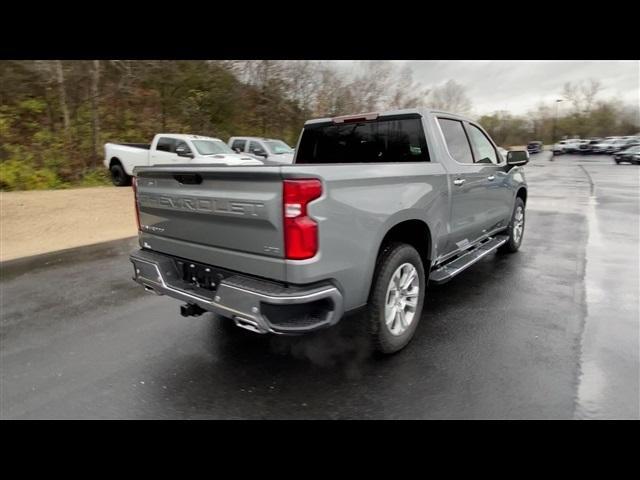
[283,179,322,260]
[132,176,141,231]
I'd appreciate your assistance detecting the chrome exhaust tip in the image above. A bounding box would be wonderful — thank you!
[233,316,267,334]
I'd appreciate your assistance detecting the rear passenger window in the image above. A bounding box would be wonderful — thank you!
[231,139,246,152]
[249,141,265,153]
[438,118,473,164]
[295,116,429,164]
[468,124,498,164]
[156,137,176,153]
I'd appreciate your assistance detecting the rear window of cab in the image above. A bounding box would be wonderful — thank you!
[295,116,430,164]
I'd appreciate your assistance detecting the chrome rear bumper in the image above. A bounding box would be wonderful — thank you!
[130,249,344,334]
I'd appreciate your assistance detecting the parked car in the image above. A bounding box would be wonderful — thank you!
[555,138,589,154]
[578,138,603,154]
[228,136,295,164]
[591,138,619,154]
[614,145,640,164]
[610,137,640,153]
[129,108,529,354]
[527,141,543,154]
[567,139,588,153]
[552,140,569,154]
[104,134,262,186]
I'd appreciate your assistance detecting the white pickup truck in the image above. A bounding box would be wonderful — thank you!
[104,134,263,186]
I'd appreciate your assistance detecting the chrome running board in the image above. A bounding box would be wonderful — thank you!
[429,235,509,285]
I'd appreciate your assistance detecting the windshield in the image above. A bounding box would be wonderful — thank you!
[192,140,235,155]
[265,140,293,154]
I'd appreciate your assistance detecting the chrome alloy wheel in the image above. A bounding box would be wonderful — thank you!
[513,205,525,244]
[384,263,420,336]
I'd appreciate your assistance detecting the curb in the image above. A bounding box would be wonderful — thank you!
[0,236,139,281]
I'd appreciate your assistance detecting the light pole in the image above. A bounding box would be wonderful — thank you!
[553,99,563,144]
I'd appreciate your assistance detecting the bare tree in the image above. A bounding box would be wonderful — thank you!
[54,61,70,134]
[282,61,321,112]
[562,81,581,111]
[90,60,101,165]
[386,64,430,110]
[581,79,603,113]
[312,65,348,116]
[350,61,394,112]
[562,79,604,114]
[428,79,472,114]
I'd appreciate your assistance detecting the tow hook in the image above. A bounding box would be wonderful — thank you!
[180,303,206,317]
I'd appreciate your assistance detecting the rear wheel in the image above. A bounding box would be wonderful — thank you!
[365,242,426,354]
[110,163,131,187]
[499,197,526,253]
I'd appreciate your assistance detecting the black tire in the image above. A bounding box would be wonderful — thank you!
[499,197,526,253]
[110,162,131,187]
[365,242,426,355]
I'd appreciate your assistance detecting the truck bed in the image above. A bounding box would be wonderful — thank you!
[115,143,150,149]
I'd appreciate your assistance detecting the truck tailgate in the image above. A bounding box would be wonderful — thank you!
[134,165,286,278]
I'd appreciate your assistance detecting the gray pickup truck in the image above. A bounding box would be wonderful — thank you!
[129,108,529,354]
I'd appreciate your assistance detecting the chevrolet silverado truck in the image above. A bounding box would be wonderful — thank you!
[104,134,262,186]
[129,109,529,354]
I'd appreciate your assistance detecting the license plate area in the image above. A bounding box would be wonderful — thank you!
[174,259,234,292]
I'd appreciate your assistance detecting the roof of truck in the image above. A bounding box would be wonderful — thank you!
[228,136,286,142]
[304,107,470,126]
[156,134,223,142]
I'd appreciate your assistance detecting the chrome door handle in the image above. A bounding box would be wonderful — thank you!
[453,178,466,186]
[487,175,495,181]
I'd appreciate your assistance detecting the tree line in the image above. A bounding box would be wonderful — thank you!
[478,79,639,147]
[1,61,637,190]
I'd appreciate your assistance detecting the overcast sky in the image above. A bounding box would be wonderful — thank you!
[332,60,639,115]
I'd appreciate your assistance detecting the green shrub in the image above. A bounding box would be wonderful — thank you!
[0,159,66,191]
[78,168,111,187]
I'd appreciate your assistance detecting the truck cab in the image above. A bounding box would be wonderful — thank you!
[228,136,295,164]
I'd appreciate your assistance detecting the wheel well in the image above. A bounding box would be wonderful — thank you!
[378,220,432,270]
[109,157,122,168]
[516,187,527,204]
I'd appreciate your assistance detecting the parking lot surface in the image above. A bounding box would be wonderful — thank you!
[1,152,638,419]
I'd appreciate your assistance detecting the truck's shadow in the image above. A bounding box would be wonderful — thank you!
[145,249,527,419]
[207,248,523,367]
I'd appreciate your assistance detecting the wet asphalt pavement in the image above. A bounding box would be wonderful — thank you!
[1,152,638,419]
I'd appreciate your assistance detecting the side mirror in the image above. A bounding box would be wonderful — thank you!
[175,146,193,158]
[233,147,242,153]
[253,149,268,158]
[507,150,529,166]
